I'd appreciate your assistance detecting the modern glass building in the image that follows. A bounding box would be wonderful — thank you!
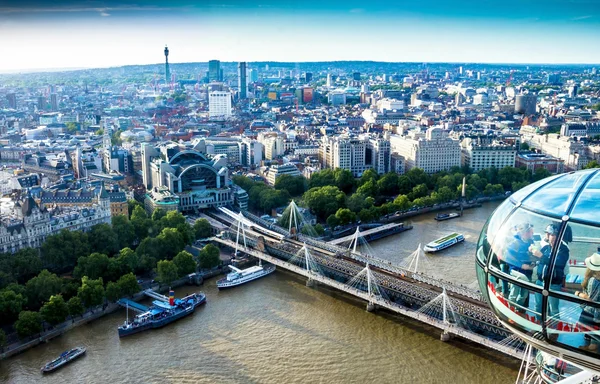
[476,169,600,372]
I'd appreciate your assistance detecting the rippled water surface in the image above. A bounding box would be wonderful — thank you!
[1,202,518,384]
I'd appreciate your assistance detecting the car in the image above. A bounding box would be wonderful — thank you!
[137,279,143,284]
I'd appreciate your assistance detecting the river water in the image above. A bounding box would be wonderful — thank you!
[1,202,519,384]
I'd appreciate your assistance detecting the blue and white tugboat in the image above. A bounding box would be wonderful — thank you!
[41,346,86,373]
[217,262,276,289]
[118,290,206,337]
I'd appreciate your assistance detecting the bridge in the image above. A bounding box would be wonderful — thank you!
[204,204,527,361]
[327,223,408,246]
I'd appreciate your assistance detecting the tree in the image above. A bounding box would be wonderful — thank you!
[483,183,505,196]
[397,176,412,194]
[377,173,400,196]
[73,253,110,280]
[131,206,152,240]
[105,282,122,302]
[127,200,143,218]
[193,219,212,240]
[15,311,42,338]
[173,251,197,276]
[25,270,63,310]
[259,189,290,213]
[89,224,119,256]
[347,193,374,213]
[156,228,185,260]
[0,329,6,349]
[303,186,346,220]
[198,244,221,269]
[520,142,530,151]
[67,296,85,318]
[65,122,78,134]
[584,160,600,169]
[118,248,140,274]
[112,215,135,250]
[326,214,340,228]
[77,277,105,308]
[0,288,26,325]
[41,230,90,273]
[105,257,132,283]
[406,168,430,188]
[409,184,428,200]
[308,169,335,189]
[466,174,488,192]
[430,186,457,204]
[393,195,412,211]
[40,295,69,326]
[498,166,528,190]
[355,180,379,198]
[333,169,355,193]
[335,208,356,225]
[532,167,552,182]
[159,210,187,230]
[0,248,42,284]
[274,174,307,197]
[151,208,166,222]
[156,260,178,285]
[136,237,160,260]
[116,273,140,297]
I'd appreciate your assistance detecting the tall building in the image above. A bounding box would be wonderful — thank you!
[546,73,561,85]
[238,62,248,100]
[326,74,333,88]
[6,93,16,109]
[319,136,371,177]
[208,60,223,82]
[37,96,45,111]
[352,72,361,81]
[249,69,259,82]
[50,93,58,111]
[164,45,170,85]
[208,91,232,119]
[295,87,313,104]
[514,94,537,115]
[568,85,579,98]
[305,72,313,83]
[366,136,391,175]
[390,128,461,174]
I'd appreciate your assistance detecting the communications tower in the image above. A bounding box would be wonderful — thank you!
[164,45,170,85]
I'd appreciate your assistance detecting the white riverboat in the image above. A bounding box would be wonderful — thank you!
[423,233,465,253]
[216,264,276,289]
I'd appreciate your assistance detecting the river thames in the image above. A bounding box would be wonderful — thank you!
[0,201,519,384]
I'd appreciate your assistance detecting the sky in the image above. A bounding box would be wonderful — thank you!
[0,0,599,72]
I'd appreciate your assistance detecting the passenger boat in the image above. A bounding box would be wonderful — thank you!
[217,263,276,289]
[423,233,465,253]
[118,291,206,337]
[41,346,86,373]
[434,212,460,221]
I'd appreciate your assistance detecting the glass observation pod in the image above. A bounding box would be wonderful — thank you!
[476,169,600,373]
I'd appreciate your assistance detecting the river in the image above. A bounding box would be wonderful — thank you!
[1,201,519,384]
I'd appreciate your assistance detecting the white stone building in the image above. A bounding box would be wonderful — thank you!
[461,137,517,172]
[208,91,232,119]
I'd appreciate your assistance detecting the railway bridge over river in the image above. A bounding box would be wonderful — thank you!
[205,206,525,361]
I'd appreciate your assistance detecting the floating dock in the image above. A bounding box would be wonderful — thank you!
[117,298,149,313]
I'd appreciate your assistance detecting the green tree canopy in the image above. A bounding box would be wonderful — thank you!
[0,248,42,284]
[105,282,121,302]
[40,295,69,326]
[0,288,26,325]
[333,169,355,193]
[112,215,135,250]
[193,219,213,240]
[0,329,6,348]
[584,160,600,169]
[173,251,197,277]
[156,228,185,260]
[25,270,63,310]
[335,208,356,225]
[41,230,90,273]
[198,244,221,269]
[303,186,346,220]
[307,169,336,189]
[67,296,85,318]
[274,175,307,197]
[15,311,42,338]
[156,260,178,285]
[89,223,119,256]
[77,277,105,308]
[377,173,400,196]
[116,273,140,297]
[73,253,110,281]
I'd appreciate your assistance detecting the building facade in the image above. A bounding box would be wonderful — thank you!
[461,137,517,172]
[390,128,461,174]
[208,91,232,119]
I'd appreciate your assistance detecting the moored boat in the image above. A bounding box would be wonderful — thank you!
[118,291,206,337]
[435,213,461,221]
[423,233,465,253]
[217,264,276,289]
[41,346,86,373]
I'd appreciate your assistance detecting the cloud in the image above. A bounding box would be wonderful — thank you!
[0,5,173,14]
[349,8,364,14]
[571,15,593,20]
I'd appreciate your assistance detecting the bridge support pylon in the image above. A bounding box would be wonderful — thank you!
[440,331,453,342]
[306,278,315,288]
[366,302,376,312]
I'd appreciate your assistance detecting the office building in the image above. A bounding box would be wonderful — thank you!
[546,73,561,85]
[208,60,223,82]
[50,93,58,111]
[461,137,517,172]
[305,72,313,83]
[238,62,248,100]
[514,94,537,115]
[390,128,461,174]
[249,69,259,82]
[352,72,361,81]
[6,93,16,109]
[208,91,232,119]
[319,136,371,177]
[295,87,314,104]
[366,136,391,175]
[264,163,303,186]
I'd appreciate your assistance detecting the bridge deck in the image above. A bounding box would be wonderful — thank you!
[210,237,523,361]
[143,289,169,302]
[328,223,405,245]
[117,298,149,313]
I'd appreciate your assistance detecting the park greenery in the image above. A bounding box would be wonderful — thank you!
[0,202,220,341]
[234,165,555,229]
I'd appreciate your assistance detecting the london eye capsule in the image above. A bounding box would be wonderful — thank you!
[475,169,600,372]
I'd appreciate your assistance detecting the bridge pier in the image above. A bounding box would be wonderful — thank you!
[366,302,376,312]
[440,331,453,342]
[306,278,316,288]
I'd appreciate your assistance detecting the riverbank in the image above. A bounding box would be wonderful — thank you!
[0,267,228,361]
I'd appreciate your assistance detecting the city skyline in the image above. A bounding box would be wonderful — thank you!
[0,0,599,72]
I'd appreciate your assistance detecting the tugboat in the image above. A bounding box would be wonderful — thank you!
[118,290,206,337]
[41,346,86,373]
[217,262,276,289]
[423,233,465,253]
[434,212,461,221]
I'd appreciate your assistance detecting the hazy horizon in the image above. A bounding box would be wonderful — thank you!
[1,0,599,72]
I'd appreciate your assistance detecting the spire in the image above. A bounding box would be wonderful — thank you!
[99,183,109,199]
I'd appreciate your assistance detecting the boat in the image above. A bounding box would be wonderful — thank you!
[423,233,465,253]
[118,291,206,337]
[41,346,86,373]
[434,213,461,221]
[217,263,276,289]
